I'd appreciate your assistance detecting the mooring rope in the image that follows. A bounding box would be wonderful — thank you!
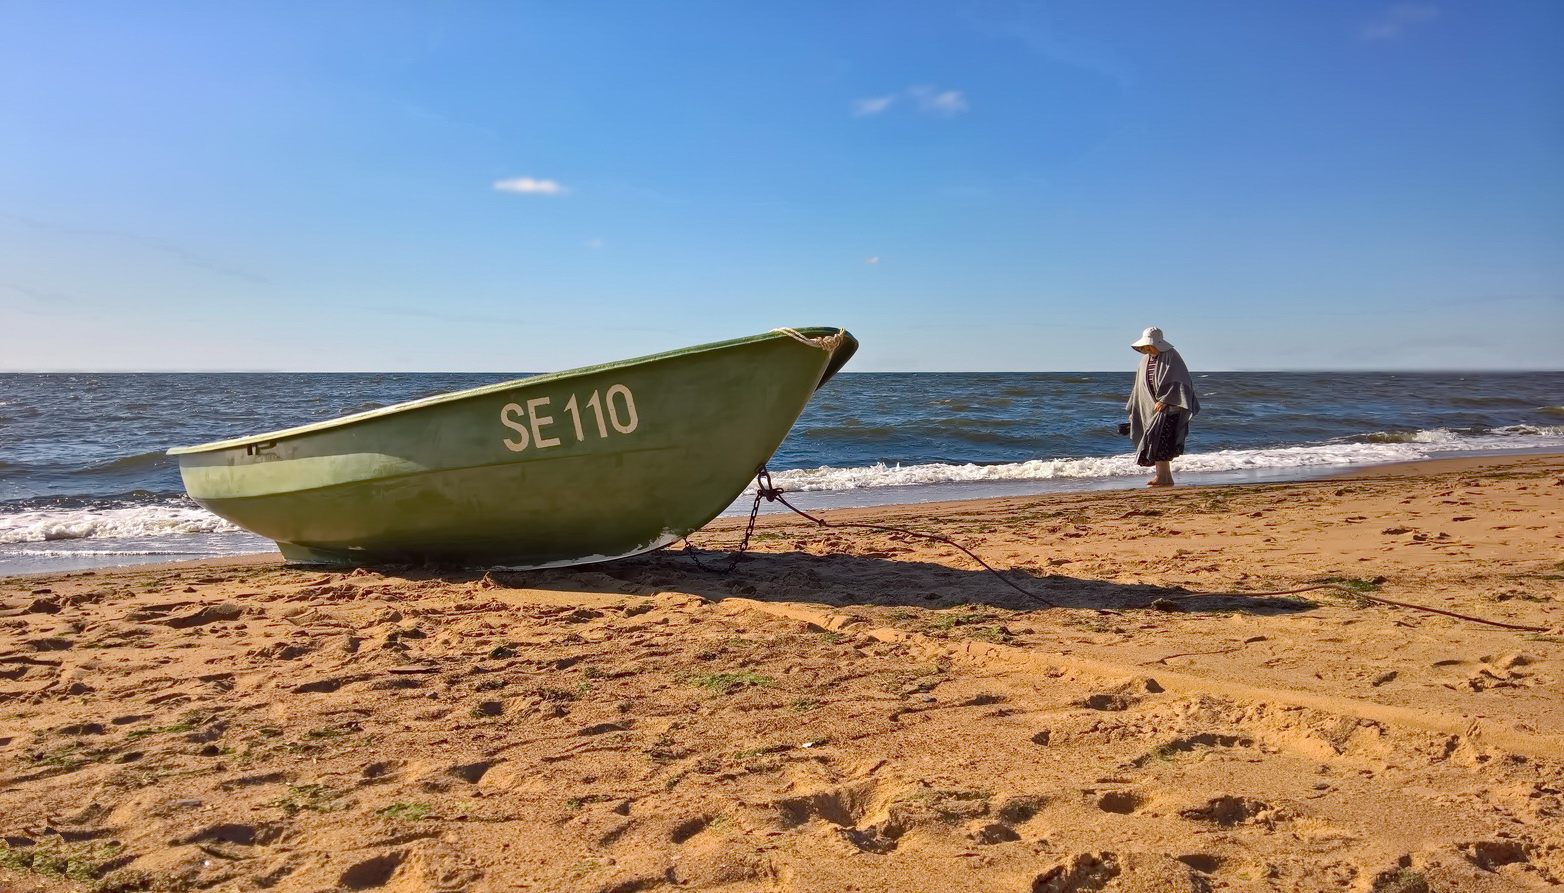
[1164,584,1550,632]
[684,468,1055,608]
[683,469,1553,633]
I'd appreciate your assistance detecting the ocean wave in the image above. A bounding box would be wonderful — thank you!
[1352,425,1563,445]
[75,451,175,476]
[1542,406,1564,416]
[757,427,1564,493]
[951,401,1017,412]
[1,492,186,513]
[0,547,222,558]
[1494,424,1564,436]
[1353,428,1464,444]
[1448,395,1538,408]
[5,425,1562,543]
[0,505,240,544]
[1,452,181,481]
[798,419,1043,448]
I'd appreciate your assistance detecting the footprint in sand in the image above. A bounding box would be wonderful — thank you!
[1451,653,1550,691]
[172,821,283,848]
[966,820,1021,844]
[1459,839,1534,874]
[767,778,914,855]
[1077,677,1163,712]
[1366,864,1432,893]
[417,759,503,791]
[1179,794,1295,828]
[357,759,404,783]
[1033,852,1208,893]
[1127,732,1256,768]
[1176,854,1225,873]
[1094,789,1147,815]
[338,850,406,889]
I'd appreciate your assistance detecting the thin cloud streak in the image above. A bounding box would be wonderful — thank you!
[0,282,73,304]
[961,1,1137,89]
[2,214,269,285]
[852,94,897,117]
[493,177,569,195]
[851,86,968,118]
[909,86,969,115]
[0,283,74,318]
[1361,3,1439,40]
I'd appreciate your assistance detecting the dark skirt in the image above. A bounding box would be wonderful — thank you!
[1135,409,1188,466]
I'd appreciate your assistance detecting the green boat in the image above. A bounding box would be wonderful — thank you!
[169,327,857,567]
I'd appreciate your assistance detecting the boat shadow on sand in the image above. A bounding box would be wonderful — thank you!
[383,549,1321,618]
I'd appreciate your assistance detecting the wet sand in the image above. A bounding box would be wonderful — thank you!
[2,454,1561,892]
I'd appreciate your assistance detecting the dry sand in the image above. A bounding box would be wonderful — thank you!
[2,454,1562,893]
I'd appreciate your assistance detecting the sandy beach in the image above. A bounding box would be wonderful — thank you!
[2,453,1561,892]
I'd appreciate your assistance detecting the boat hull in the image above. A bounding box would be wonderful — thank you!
[171,328,855,567]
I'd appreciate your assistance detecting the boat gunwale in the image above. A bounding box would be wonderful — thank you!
[168,327,850,456]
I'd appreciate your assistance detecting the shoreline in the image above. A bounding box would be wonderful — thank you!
[8,451,1558,581]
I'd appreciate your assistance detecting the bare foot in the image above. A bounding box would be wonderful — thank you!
[1147,479,1173,487]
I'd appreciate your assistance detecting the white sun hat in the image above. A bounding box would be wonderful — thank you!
[1131,326,1174,351]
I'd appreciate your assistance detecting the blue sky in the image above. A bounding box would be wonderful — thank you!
[1,0,1560,371]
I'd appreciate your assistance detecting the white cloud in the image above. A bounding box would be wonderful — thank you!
[852,95,898,117]
[586,238,605,249]
[855,86,969,118]
[864,256,881,265]
[909,86,969,115]
[1361,3,1439,40]
[493,177,568,195]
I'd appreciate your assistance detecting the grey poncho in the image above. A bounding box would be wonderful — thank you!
[1125,348,1201,458]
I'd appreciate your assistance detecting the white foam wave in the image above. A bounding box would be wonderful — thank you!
[0,505,240,544]
[1,547,221,557]
[1494,424,1564,436]
[4,427,1561,542]
[760,427,1564,493]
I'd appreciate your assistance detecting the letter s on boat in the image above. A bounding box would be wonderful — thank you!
[501,403,530,451]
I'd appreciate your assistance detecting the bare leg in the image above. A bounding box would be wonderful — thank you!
[1147,460,1174,487]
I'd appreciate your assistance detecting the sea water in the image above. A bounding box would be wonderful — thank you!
[3,371,1562,575]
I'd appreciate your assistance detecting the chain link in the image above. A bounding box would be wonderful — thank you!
[681,467,1055,608]
[681,467,780,573]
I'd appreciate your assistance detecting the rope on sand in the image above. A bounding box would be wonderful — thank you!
[683,468,1056,609]
[686,469,1551,632]
[1165,584,1551,633]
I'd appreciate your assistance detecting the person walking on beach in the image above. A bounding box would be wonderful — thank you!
[1125,326,1200,486]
